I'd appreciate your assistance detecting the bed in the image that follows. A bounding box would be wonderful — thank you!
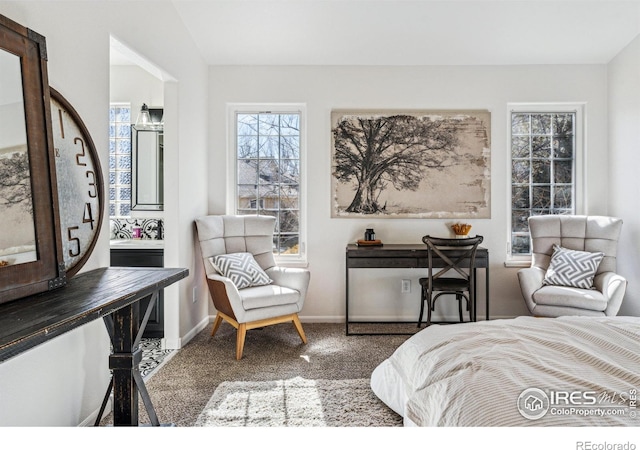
[370,316,640,426]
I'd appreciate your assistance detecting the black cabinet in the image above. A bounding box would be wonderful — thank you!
[110,248,164,338]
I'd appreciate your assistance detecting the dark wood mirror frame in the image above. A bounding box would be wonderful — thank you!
[0,14,66,304]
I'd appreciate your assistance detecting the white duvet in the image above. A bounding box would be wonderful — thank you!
[371,316,640,426]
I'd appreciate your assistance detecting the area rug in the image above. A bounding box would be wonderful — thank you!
[194,376,403,427]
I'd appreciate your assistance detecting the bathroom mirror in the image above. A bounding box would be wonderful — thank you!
[131,124,163,210]
[0,14,66,304]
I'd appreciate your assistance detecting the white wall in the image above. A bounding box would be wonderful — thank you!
[0,1,208,426]
[110,65,164,116]
[209,65,609,322]
[608,35,640,317]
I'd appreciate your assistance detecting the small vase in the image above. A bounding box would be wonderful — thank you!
[364,228,375,241]
[455,234,469,239]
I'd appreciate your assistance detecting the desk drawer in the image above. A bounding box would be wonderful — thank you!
[347,257,420,269]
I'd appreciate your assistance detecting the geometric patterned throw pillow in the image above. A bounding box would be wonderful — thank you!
[210,252,272,290]
[542,244,605,289]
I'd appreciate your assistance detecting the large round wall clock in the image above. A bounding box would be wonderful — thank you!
[50,87,104,278]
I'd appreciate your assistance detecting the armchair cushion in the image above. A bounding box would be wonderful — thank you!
[211,252,272,289]
[533,285,608,311]
[240,284,300,310]
[542,244,604,289]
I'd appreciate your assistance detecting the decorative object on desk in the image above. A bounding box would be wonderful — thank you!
[331,109,491,219]
[364,228,376,241]
[451,223,472,238]
[356,239,383,246]
[0,14,67,304]
[50,87,104,278]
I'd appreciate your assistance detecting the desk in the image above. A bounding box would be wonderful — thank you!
[345,244,489,335]
[0,266,188,426]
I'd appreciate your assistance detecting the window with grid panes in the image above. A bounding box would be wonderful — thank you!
[510,109,577,258]
[109,104,132,217]
[234,110,302,257]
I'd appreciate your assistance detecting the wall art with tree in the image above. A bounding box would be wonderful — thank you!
[331,109,491,218]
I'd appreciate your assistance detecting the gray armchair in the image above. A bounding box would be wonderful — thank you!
[195,215,309,359]
[517,215,627,317]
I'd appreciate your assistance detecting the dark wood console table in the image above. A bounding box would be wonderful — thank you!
[0,266,188,426]
[345,243,489,335]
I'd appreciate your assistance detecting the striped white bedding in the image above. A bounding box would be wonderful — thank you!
[370,316,640,426]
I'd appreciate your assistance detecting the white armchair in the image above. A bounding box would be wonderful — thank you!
[195,215,309,359]
[517,215,627,317]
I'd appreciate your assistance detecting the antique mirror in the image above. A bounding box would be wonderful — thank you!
[131,115,163,211]
[0,14,65,304]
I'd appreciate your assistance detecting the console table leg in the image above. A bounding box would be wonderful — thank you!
[110,302,140,426]
[103,294,161,426]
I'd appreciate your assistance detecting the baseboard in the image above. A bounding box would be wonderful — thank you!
[299,315,343,323]
[346,314,478,322]
[300,314,517,323]
[167,316,210,349]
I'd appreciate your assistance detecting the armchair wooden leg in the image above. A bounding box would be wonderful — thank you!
[211,313,224,337]
[292,314,307,344]
[236,323,247,360]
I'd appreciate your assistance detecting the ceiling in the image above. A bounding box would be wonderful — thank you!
[111,1,640,67]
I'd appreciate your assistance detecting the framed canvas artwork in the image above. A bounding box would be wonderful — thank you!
[331,109,491,219]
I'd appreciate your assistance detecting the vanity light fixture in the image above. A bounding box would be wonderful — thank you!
[136,103,151,127]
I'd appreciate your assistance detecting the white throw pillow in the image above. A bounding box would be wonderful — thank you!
[210,252,272,289]
[543,244,604,289]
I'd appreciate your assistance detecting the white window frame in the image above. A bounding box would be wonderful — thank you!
[226,103,307,266]
[505,103,586,266]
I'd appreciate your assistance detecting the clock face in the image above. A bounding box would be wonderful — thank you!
[50,88,104,278]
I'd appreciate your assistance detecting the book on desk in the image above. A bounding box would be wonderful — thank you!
[356,239,383,247]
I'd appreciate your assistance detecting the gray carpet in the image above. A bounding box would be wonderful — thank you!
[125,322,411,427]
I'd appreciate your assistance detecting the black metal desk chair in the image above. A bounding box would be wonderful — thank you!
[418,235,484,327]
